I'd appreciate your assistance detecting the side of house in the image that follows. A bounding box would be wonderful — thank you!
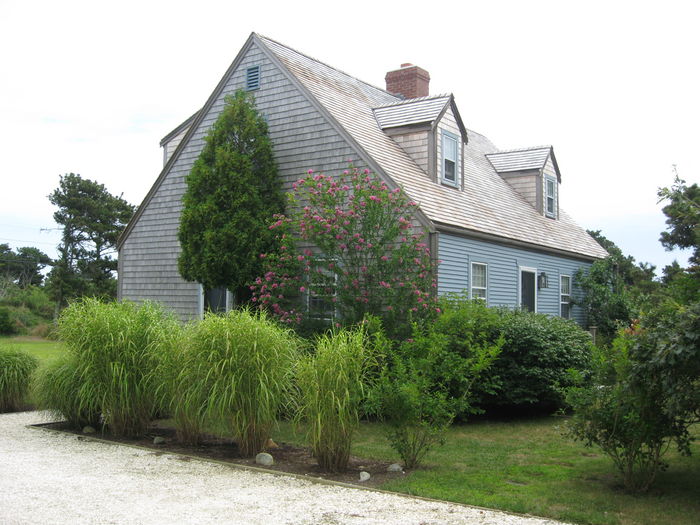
[117,33,606,324]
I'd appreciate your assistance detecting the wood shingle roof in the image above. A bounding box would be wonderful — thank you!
[257,34,607,260]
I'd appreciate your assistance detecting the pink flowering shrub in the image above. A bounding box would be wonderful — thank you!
[250,166,438,337]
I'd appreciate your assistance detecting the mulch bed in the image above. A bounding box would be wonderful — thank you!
[35,420,407,488]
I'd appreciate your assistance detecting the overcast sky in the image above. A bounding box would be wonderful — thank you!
[1,0,697,273]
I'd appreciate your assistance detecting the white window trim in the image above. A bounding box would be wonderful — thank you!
[560,274,571,318]
[199,285,234,318]
[306,258,339,322]
[470,262,488,304]
[518,266,538,313]
[441,130,459,187]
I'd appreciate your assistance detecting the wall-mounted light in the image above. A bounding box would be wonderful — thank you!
[537,272,549,290]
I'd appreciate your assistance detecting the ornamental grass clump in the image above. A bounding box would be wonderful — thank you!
[0,345,38,412]
[179,308,298,455]
[296,328,374,472]
[32,352,100,429]
[57,298,177,437]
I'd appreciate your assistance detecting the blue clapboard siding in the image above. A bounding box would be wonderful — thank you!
[437,232,592,325]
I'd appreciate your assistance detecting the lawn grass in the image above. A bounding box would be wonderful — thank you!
[273,417,700,525]
[0,336,66,364]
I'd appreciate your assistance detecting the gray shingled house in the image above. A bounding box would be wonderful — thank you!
[117,33,607,325]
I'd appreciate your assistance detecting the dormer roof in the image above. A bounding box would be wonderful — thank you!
[486,146,561,182]
[373,95,450,129]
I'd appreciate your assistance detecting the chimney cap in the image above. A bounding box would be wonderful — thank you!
[400,63,414,68]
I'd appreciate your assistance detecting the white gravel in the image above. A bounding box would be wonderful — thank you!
[0,411,568,525]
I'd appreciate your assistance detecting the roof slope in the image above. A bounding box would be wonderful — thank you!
[257,35,607,260]
[486,146,551,173]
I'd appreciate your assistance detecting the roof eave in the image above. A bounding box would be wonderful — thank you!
[434,221,606,262]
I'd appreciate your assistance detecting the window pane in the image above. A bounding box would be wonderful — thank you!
[561,302,570,319]
[472,288,486,300]
[561,275,571,295]
[444,159,456,181]
[472,263,486,288]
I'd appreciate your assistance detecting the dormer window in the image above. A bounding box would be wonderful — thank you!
[545,176,557,218]
[442,131,459,186]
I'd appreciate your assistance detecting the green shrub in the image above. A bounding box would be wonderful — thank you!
[401,299,503,420]
[374,353,454,468]
[173,309,298,455]
[296,328,374,472]
[58,298,176,437]
[0,307,13,335]
[567,301,700,492]
[475,309,594,412]
[32,352,100,428]
[0,345,38,411]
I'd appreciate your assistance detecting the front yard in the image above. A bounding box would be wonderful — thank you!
[3,335,699,525]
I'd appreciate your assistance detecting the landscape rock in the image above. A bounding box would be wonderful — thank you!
[255,452,274,466]
[153,436,166,445]
[359,471,371,482]
[82,426,96,434]
[387,463,403,473]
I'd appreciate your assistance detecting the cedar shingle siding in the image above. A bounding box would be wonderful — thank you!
[118,33,606,324]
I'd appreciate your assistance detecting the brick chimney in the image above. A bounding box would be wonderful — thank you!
[385,63,430,99]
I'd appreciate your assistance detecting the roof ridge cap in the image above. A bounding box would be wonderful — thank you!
[256,33,399,100]
[486,145,553,156]
[373,93,451,109]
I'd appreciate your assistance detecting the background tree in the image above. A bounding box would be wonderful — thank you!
[0,244,52,288]
[658,173,700,265]
[178,90,283,305]
[47,173,134,307]
[657,173,700,304]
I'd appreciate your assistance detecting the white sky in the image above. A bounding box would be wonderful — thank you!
[1,0,698,273]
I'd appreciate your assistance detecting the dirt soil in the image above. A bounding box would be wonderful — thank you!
[36,420,404,488]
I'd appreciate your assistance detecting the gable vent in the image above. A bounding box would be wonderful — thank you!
[246,66,260,91]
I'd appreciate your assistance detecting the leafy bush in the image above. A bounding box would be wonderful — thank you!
[296,328,374,471]
[0,345,38,412]
[475,309,594,412]
[567,301,700,492]
[32,353,100,429]
[0,307,13,335]
[251,166,437,338]
[170,309,298,455]
[57,298,176,437]
[374,353,454,468]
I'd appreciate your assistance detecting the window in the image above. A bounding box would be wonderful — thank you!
[471,262,487,302]
[307,258,338,322]
[442,131,458,185]
[246,66,260,91]
[545,176,556,218]
[560,275,571,318]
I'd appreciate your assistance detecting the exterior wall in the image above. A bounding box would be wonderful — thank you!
[391,130,429,174]
[119,41,362,320]
[163,127,189,166]
[437,232,591,326]
[501,172,538,209]
[436,108,462,185]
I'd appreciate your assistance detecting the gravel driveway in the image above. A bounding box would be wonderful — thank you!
[0,411,568,525]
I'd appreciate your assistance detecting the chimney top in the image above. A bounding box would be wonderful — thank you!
[385,64,430,99]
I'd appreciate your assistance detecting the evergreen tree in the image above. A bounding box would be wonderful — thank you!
[47,173,134,306]
[178,90,283,303]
